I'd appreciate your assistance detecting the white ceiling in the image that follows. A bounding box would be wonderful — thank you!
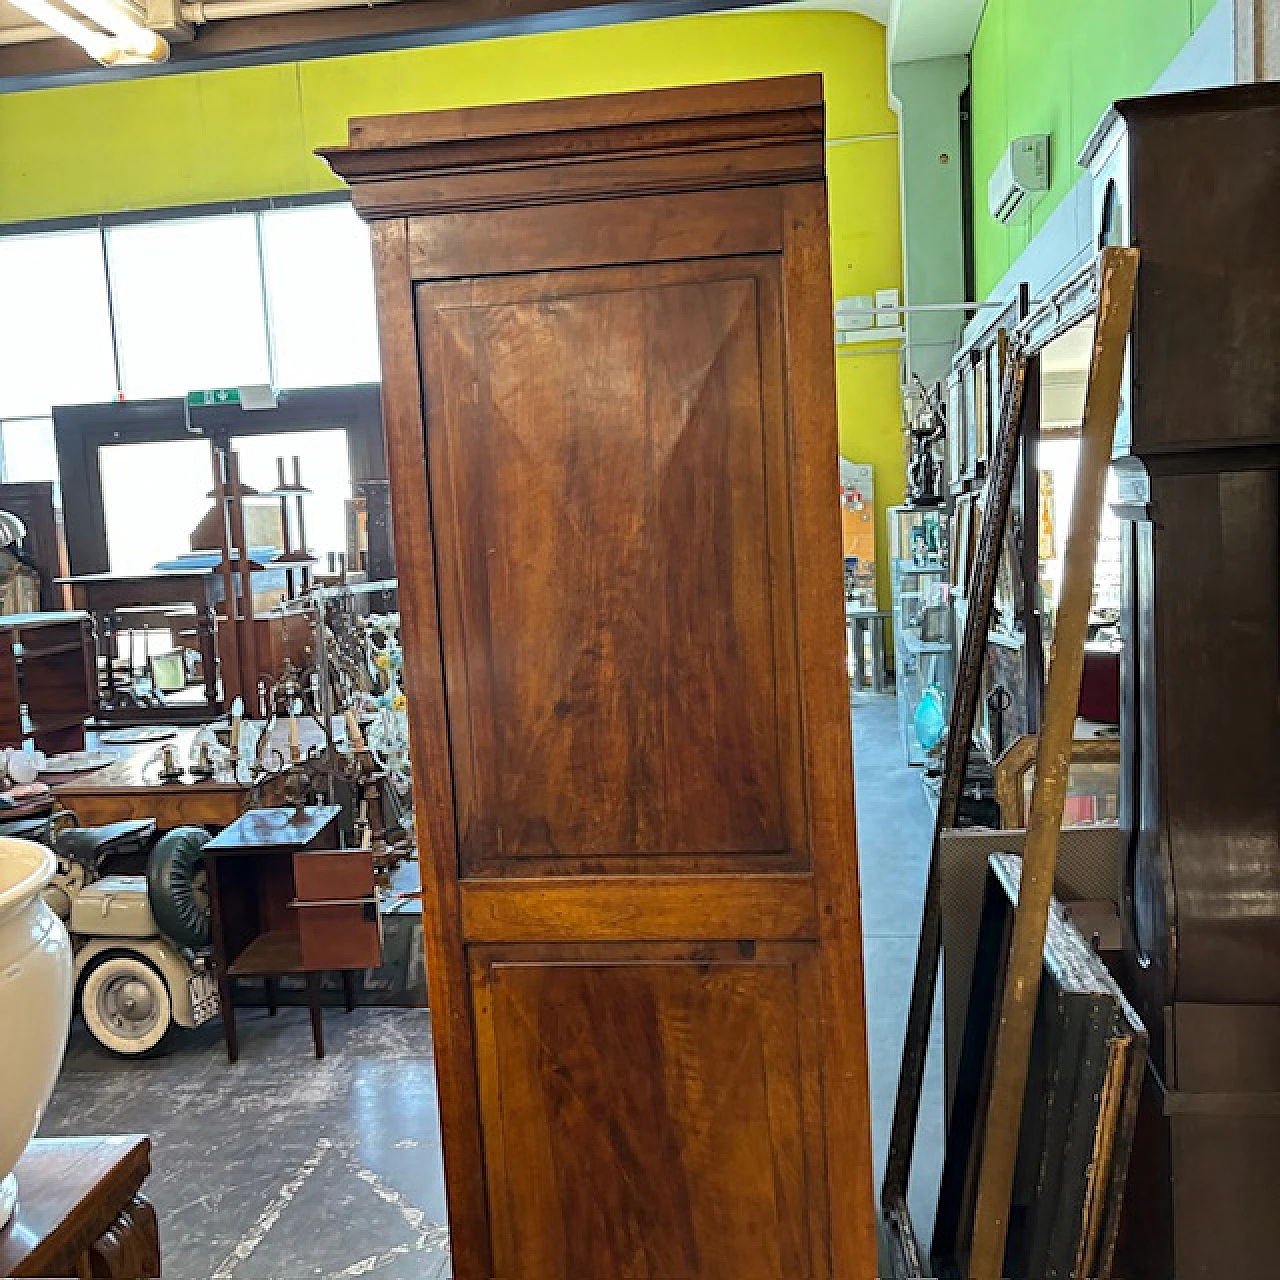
[745,0,983,63]
[888,0,984,63]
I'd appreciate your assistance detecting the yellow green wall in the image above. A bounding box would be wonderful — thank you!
[1,9,905,604]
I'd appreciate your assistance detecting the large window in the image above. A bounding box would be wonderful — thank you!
[231,429,354,568]
[100,439,212,575]
[0,229,117,418]
[1,418,59,489]
[107,215,272,400]
[260,205,380,388]
[0,200,380,488]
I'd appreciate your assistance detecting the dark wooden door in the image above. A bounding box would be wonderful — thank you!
[322,75,876,1280]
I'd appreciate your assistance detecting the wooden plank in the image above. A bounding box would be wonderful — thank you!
[967,245,1139,1280]
[345,140,824,219]
[461,874,818,942]
[342,73,824,149]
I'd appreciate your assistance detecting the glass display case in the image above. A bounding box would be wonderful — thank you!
[889,504,954,765]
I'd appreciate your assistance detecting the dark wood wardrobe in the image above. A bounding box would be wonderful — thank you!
[1080,83,1280,1280]
[322,76,877,1280]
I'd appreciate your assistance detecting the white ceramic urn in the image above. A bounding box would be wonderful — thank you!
[0,838,73,1228]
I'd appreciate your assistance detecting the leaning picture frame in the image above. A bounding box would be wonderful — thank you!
[946,370,966,489]
[972,352,990,475]
[986,337,1005,455]
[961,361,980,481]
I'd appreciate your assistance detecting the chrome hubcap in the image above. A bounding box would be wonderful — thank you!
[101,972,160,1039]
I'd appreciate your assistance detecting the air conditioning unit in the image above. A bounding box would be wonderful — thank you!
[988,134,1050,224]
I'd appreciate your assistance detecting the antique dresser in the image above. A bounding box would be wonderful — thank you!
[1081,82,1280,1279]
[323,76,877,1280]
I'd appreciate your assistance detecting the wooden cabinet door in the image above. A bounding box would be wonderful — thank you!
[413,247,871,1279]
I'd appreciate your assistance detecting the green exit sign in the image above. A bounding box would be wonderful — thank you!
[187,388,241,407]
[186,384,278,411]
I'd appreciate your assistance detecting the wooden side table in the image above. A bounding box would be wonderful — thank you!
[0,1135,159,1278]
[203,806,383,1063]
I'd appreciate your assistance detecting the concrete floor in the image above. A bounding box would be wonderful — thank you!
[41,1012,450,1279]
[38,690,942,1278]
[852,690,946,1251]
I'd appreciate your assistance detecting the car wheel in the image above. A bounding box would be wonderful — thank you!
[80,953,174,1056]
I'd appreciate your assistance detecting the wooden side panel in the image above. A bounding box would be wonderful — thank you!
[779,182,878,1276]
[471,943,829,1280]
[420,258,804,873]
[370,218,493,1279]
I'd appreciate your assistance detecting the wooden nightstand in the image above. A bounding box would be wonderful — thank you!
[203,806,383,1062]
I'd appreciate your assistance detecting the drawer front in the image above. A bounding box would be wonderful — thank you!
[292,849,383,971]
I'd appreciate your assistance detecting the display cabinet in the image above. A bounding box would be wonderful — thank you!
[888,504,952,765]
[1079,82,1280,1280]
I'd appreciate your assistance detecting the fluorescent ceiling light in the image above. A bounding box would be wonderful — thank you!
[64,0,168,59]
[6,0,168,62]
[5,0,119,60]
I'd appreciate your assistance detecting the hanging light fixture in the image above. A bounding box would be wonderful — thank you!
[5,0,119,62]
[64,0,168,60]
[6,0,168,63]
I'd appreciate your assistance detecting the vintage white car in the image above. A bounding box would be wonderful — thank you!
[32,818,218,1055]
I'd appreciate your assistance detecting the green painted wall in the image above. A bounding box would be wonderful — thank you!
[971,0,1215,297]
[0,9,907,605]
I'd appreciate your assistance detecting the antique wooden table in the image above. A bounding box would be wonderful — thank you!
[0,1135,159,1278]
[51,719,333,830]
[56,571,223,722]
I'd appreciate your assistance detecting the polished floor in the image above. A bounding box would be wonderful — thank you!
[38,690,941,1279]
[41,1011,450,1279]
[853,689,945,1250]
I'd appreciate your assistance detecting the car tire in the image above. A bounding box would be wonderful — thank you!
[80,952,174,1056]
[147,826,211,949]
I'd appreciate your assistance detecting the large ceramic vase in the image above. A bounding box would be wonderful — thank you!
[0,838,73,1228]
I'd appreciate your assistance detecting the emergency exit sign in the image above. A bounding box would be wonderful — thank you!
[186,384,278,410]
[187,388,241,407]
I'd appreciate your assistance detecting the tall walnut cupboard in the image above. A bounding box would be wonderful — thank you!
[322,75,877,1280]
